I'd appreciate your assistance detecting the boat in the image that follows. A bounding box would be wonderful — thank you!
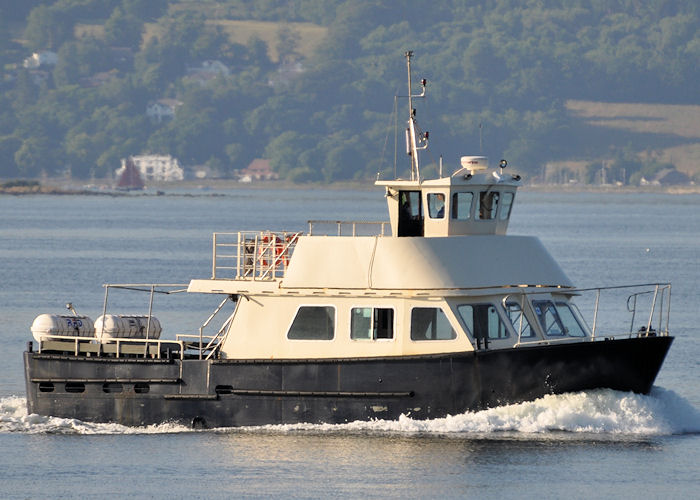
[23,52,673,428]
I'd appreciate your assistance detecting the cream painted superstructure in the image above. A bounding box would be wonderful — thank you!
[186,175,574,360]
[217,294,475,359]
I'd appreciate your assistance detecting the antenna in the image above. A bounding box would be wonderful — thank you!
[404,51,428,181]
[479,122,483,153]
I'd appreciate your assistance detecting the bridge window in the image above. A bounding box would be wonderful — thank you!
[451,192,474,220]
[427,193,446,219]
[532,300,587,337]
[351,307,394,340]
[477,191,499,220]
[410,307,457,340]
[504,301,535,338]
[287,306,335,340]
[499,192,514,220]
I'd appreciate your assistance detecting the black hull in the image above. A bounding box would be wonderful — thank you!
[24,336,673,428]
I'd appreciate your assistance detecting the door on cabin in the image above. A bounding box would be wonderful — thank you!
[398,190,424,237]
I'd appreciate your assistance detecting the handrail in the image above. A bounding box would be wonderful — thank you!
[36,334,185,359]
[507,283,671,345]
[197,295,230,359]
[307,220,389,236]
[212,231,302,280]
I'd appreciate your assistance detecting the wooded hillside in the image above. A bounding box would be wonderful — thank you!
[1,0,699,184]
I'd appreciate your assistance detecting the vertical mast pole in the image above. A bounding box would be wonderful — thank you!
[405,51,419,181]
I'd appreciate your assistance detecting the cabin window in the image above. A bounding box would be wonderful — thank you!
[532,300,587,337]
[351,307,394,340]
[499,192,514,220]
[427,193,445,219]
[504,301,535,338]
[287,306,335,340]
[410,307,457,340]
[451,192,474,220]
[476,191,499,220]
[457,304,510,340]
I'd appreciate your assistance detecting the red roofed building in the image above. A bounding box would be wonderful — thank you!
[239,159,278,181]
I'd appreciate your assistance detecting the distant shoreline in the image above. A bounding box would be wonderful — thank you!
[1,180,699,196]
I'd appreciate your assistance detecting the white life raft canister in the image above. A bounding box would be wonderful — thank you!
[30,314,95,342]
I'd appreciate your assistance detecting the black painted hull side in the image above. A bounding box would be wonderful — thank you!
[24,336,673,428]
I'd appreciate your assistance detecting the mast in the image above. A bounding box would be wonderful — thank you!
[404,51,428,181]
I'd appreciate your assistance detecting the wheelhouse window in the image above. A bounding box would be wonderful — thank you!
[504,301,535,338]
[451,192,474,220]
[457,303,510,340]
[532,300,587,337]
[499,192,514,220]
[427,193,446,219]
[351,307,394,340]
[477,191,499,220]
[410,307,457,340]
[287,306,335,340]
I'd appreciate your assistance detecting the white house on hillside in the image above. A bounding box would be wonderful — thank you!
[146,99,183,123]
[186,60,230,77]
[117,155,184,182]
[23,51,58,69]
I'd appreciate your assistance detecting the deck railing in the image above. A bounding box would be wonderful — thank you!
[506,283,671,346]
[307,220,390,236]
[35,334,184,359]
[212,231,302,280]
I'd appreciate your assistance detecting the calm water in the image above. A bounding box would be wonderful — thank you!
[1,187,699,499]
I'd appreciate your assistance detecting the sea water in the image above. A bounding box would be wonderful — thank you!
[0,188,699,498]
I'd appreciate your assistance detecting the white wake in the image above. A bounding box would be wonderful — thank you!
[1,387,698,436]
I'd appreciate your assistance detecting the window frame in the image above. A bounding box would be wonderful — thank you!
[409,306,459,341]
[426,192,446,219]
[286,305,336,341]
[456,302,512,341]
[451,191,474,221]
[476,191,500,220]
[503,299,536,339]
[531,299,588,338]
[350,306,396,341]
[499,192,515,220]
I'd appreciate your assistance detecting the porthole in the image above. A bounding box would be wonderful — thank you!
[134,383,150,394]
[215,385,233,395]
[38,382,54,392]
[65,382,85,393]
[102,383,123,394]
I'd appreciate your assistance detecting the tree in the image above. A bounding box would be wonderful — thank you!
[14,136,57,177]
[104,7,144,49]
[0,136,22,176]
[122,0,168,21]
[275,25,301,62]
[23,5,72,50]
